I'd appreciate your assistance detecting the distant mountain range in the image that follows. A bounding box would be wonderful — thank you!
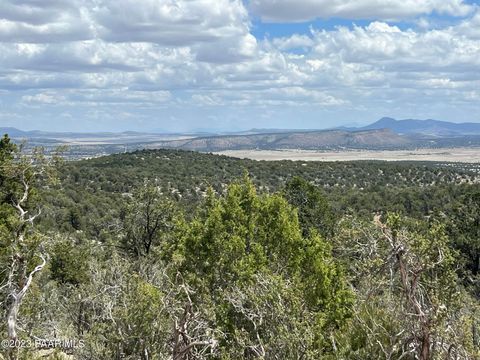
[0,127,32,137]
[2,117,480,153]
[354,117,480,136]
[3,117,480,139]
[0,128,149,138]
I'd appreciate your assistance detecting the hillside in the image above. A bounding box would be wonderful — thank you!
[45,149,479,223]
[147,128,412,151]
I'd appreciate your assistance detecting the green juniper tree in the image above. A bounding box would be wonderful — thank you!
[283,176,337,238]
[170,174,353,358]
[121,182,178,257]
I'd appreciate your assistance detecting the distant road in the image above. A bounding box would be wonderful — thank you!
[215,147,480,163]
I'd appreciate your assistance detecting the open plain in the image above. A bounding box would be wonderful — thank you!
[216,147,480,163]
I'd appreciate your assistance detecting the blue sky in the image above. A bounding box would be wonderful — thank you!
[1,0,480,132]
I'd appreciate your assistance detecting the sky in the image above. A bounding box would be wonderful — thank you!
[0,0,480,133]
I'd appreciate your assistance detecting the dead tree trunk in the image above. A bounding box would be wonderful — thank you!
[4,167,46,355]
[7,255,46,341]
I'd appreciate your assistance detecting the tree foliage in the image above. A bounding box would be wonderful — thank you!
[284,176,336,238]
[1,140,479,359]
[333,214,478,359]
[170,174,353,356]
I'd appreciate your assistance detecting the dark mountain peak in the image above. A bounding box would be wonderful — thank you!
[362,117,399,130]
[375,117,397,125]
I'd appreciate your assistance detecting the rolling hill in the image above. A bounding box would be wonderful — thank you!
[146,128,412,151]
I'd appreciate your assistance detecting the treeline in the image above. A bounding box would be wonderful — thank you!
[0,137,479,359]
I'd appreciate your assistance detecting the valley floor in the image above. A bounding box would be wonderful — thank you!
[216,146,480,163]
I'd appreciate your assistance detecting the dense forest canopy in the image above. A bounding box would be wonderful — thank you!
[0,136,479,359]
